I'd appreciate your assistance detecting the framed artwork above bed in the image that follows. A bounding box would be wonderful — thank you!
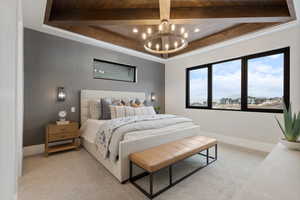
[93,59,137,83]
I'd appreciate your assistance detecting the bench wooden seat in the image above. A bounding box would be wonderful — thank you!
[130,136,217,172]
[129,135,218,199]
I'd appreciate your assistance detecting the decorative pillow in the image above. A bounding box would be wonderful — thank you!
[146,106,156,115]
[109,105,117,119]
[134,107,150,116]
[88,100,101,119]
[135,98,142,105]
[110,105,126,119]
[143,100,152,106]
[121,98,131,106]
[101,98,113,119]
[125,106,135,117]
[112,99,123,106]
[115,106,126,118]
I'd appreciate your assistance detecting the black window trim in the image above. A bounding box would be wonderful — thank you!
[186,47,290,113]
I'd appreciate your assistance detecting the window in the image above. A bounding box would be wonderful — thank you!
[186,47,290,113]
[247,53,284,110]
[188,67,209,107]
[212,59,241,110]
[93,59,136,82]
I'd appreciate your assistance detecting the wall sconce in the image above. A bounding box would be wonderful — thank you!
[151,92,156,102]
[57,87,66,102]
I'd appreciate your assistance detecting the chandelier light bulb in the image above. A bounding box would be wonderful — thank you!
[156,44,160,50]
[158,24,163,31]
[174,41,178,48]
[147,41,152,48]
[147,28,152,34]
[184,32,188,38]
[142,33,147,40]
[180,27,185,34]
[171,24,176,31]
[194,28,200,33]
[181,39,185,44]
[165,44,169,50]
[133,28,138,33]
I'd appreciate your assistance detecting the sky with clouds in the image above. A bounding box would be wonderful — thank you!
[189,53,284,103]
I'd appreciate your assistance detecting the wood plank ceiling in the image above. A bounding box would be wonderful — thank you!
[44,0,296,58]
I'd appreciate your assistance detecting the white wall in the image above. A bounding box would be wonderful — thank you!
[165,25,300,149]
[0,0,22,200]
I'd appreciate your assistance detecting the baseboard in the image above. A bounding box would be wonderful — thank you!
[199,131,275,153]
[23,144,44,157]
[24,132,275,157]
[23,141,70,157]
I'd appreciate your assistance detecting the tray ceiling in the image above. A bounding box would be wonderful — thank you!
[44,0,296,58]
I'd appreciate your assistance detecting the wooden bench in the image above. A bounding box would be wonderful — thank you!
[129,136,218,199]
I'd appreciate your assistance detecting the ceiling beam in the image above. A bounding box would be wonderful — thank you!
[44,0,53,22]
[286,0,296,20]
[47,5,291,26]
[49,9,160,25]
[49,23,149,54]
[169,6,290,24]
[170,23,279,57]
[159,0,171,20]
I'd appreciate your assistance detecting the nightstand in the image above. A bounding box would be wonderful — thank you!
[45,122,80,156]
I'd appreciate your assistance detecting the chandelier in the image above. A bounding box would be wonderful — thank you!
[133,20,189,55]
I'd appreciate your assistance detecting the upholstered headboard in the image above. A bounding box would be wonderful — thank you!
[80,89,146,125]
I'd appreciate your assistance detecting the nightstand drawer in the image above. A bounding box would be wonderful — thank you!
[48,131,79,142]
[48,123,78,134]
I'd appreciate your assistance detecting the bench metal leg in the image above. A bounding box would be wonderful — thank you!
[206,148,209,165]
[129,160,132,180]
[169,165,172,185]
[215,144,218,160]
[129,144,218,199]
[149,173,153,197]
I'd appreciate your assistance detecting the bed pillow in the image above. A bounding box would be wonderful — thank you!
[125,106,135,117]
[134,106,156,116]
[101,98,113,119]
[110,105,126,119]
[121,98,131,106]
[88,100,101,119]
[143,100,152,106]
[146,106,156,115]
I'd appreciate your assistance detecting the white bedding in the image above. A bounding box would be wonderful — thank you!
[80,118,196,144]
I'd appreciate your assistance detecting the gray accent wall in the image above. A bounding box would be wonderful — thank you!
[24,28,165,146]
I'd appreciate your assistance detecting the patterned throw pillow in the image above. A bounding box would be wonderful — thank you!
[115,106,126,118]
[125,106,135,117]
[110,105,126,119]
[109,105,117,119]
[88,100,101,119]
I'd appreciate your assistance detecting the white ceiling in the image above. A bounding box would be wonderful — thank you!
[23,0,300,64]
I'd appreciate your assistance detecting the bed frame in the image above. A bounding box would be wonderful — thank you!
[80,89,200,182]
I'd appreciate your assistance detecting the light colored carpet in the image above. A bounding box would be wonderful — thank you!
[18,143,267,200]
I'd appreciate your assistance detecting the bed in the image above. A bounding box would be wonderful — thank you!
[80,89,200,183]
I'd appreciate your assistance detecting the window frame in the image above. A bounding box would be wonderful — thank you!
[186,47,290,113]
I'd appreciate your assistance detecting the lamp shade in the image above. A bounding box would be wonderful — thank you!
[151,92,156,102]
[57,87,66,101]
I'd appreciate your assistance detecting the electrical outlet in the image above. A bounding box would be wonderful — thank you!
[71,107,76,113]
